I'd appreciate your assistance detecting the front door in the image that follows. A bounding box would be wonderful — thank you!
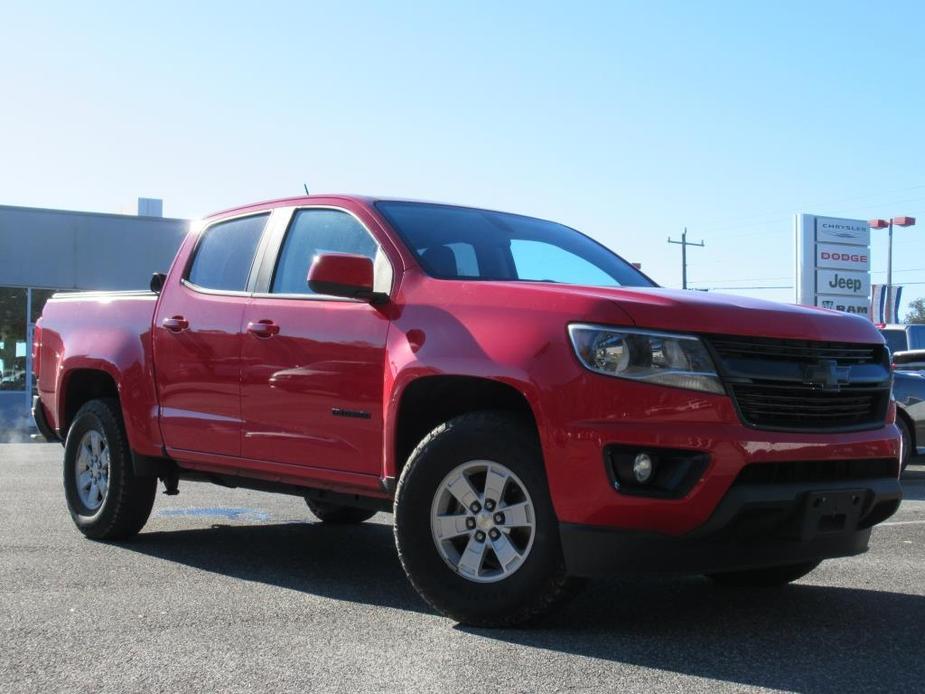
[153,212,270,457]
[240,207,392,474]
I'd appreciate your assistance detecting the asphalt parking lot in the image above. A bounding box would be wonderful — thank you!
[2,444,924,693]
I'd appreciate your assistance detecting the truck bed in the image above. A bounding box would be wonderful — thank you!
[35,290,161,453]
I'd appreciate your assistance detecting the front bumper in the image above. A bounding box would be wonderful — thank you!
[560,476,902,576]
[32,396,60,443]
[541,373,902,535]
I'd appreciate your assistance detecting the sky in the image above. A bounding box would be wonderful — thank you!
[1,1,924,313]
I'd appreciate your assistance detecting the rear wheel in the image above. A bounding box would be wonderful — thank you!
[898,416,913,472]
[63,398,156,540]
[394,411,582,627]
[305,499,377,524]
[706,560,822,587]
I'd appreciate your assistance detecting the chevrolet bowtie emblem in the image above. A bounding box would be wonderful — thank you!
[803,359,850,391]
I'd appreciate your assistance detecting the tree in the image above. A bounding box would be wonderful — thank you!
[906,298,925,324]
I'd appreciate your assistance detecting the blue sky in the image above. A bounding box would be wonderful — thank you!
[2,1,924,310]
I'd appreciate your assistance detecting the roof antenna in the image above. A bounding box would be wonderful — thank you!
[303,183,310,195]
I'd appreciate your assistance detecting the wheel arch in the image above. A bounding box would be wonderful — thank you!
[389,374,542,481]
[897,405,916,450]
[59,367,121,437]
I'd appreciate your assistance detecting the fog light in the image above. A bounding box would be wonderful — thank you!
[633,453,654,484]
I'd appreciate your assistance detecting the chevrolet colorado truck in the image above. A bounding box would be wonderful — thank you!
[33,195,903,626]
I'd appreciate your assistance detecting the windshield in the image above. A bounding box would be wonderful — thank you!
[375,201,655,288]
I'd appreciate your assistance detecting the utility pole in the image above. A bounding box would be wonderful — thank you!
[667,227,704,290]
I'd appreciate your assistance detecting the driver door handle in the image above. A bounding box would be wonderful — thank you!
[247,319,280,338]
[162,316,189,332]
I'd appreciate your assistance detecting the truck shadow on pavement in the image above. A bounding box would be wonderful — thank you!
[122,517,925,693]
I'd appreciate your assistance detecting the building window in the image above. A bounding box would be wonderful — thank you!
[0,287,27,392]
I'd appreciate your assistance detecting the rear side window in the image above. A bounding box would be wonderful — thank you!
[272,209,378,295]
[187,214,268,292]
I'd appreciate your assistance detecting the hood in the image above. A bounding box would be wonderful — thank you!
[462,282,883,344]
[415,277,885,345]
[605,287,882,343]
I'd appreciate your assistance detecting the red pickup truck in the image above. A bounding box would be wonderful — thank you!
[33,195,902,626]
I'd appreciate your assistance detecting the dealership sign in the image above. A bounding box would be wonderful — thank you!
[795,214,871,317]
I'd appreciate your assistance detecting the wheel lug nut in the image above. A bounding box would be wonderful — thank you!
[469,502,481,513]
[493,512,504,524]
[488,528,500,541]
[484,499,495,511]
[474,530,486,542]
[465,517,476,530]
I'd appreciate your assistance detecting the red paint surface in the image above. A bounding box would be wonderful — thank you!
[36,195,900,535]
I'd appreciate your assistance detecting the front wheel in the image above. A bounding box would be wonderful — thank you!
[63,398,156,540]
[706,560,822,587]
[394,411,582,627]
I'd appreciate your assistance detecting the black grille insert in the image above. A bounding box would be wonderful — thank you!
[708,336,881,365]
[734,459,898,486]
[706,335,890,432]
[730,383,888,430]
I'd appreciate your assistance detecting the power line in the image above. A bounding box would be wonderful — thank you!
[697,285,793,291]
[688,275,791,284]
[690,267,925,285]
[690,184,925,237]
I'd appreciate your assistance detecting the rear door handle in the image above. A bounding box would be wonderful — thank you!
[247,319,280,338]
[162,316,189,332]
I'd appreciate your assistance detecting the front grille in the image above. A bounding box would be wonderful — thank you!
[706,335,890,432]
[730,383,887,430]
[734,459,898,486]
[709,335,880,365]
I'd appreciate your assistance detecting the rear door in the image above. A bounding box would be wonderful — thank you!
[239,205,393,474]
[153,212,270,457]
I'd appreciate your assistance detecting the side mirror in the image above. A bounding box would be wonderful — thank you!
[307,253,384,303]
[150,272,167,294]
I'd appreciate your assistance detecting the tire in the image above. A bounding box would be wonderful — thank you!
[63,398,156,540]
[394,411,582,627]
[305,498,377,524]
[898,415,913,473]
[707,560,822,587]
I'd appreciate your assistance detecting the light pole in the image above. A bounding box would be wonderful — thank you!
[869,216,916,322]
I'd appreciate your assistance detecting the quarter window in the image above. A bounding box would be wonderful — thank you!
[187,214,268,292]
[272,209,379,295]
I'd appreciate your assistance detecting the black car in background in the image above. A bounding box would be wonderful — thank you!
[893,370,925,471]
[879,325,925,472]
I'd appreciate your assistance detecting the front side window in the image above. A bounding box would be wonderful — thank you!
[272,209,378,295]
[375,201,653,288]
[187,214,268,292]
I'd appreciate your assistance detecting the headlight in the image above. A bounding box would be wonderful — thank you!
[568,324,725,395]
